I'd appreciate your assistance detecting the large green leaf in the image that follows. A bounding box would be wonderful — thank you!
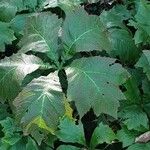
[90,123,116,149]
[136,50,150,81]
[13,73,65,135]
[0,21,16,52]
[62,8,111,60]
[19,12,62,64]
[66,56,130,118]
[0,54,45,101]
[56,117,85,145]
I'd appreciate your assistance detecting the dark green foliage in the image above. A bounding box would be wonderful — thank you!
[0,0,150,149]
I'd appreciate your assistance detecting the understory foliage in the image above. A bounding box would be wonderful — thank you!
[0,0,150,149]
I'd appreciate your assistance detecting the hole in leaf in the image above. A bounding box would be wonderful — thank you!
[119,85,127,92]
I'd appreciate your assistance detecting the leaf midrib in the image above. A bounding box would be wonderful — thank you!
[67,27,98,53]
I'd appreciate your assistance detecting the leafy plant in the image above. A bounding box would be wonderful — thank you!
[0,0,150,149]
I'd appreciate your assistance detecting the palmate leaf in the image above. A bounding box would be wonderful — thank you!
[19,12,62,64]
[136,50,150,81]
[62,8,111,59]
[0,21,16,52]
[13,73,65,135]
[0,54,46,101]
[66,56,130,118]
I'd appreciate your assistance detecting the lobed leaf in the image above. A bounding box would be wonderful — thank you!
[66,56,130,118]
[62,8,111,60]
[19,12,62,64]
[13,73,65,135]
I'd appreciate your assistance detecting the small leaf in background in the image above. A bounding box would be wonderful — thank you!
[0,0,17,22]
[100,5,140,64]
[136,50,150,81]
[0,22,16,52]
[26,137,38,150]
[117,127,137,147]
[57,145,81,150]
[56,117,86,145]
[123,76,141,104]
[0,104,10,121]
[90,123,116,148]
[30,129,45,145]
[0,117,22,146]
[128,0,150,45]
[119,105,149,131]
[107,28,140,64]
[100,5,131,29]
